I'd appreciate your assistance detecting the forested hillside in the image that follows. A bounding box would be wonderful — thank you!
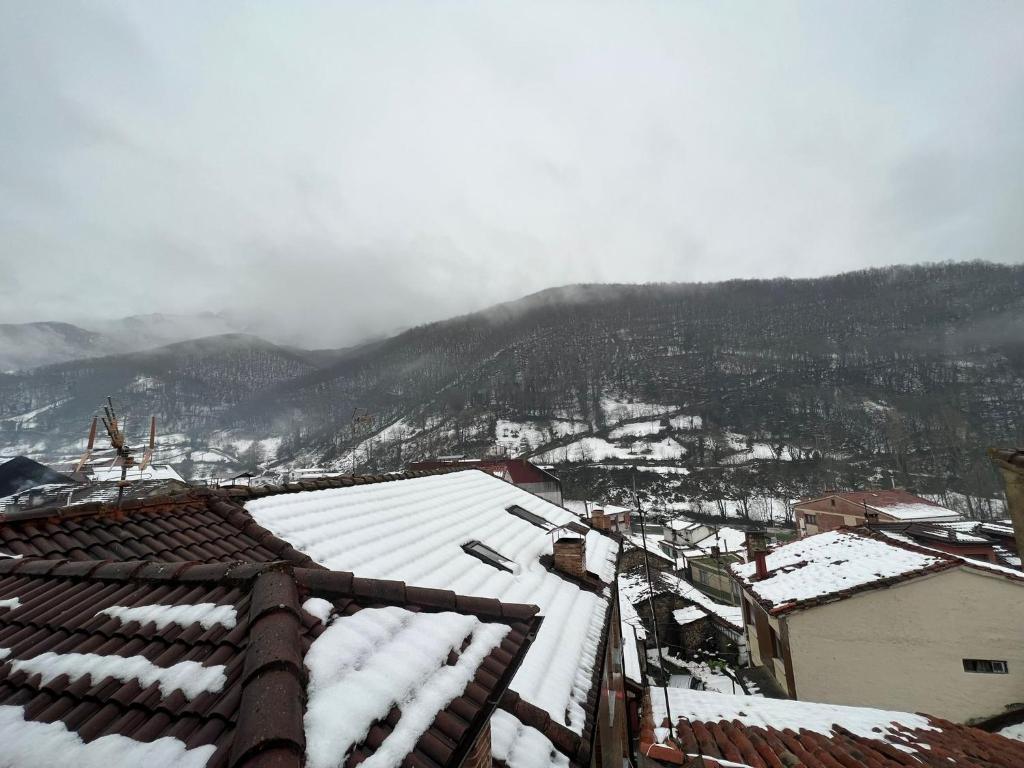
[1,262,1021,511]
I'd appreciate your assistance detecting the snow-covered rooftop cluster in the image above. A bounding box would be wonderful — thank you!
[733,530,945,611]
[245,470,618,758]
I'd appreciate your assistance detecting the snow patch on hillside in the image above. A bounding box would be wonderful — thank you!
[669,415,702,430]
[609,420,664,439]
[536,436,685,463]
[496,419,589,453]
[600,396,675,425]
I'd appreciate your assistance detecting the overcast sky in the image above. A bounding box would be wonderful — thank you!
[1,1,1022,346]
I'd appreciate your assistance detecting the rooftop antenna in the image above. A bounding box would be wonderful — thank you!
[95,397,158,504]
[74,416,99,473]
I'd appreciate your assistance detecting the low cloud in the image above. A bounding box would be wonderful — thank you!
[1,1,1023,347]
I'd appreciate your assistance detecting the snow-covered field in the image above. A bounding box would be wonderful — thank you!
[721,442,794,464]
[600,396,676,425]
[535,436,686,463]
[495,419,589,452]
[608,420,664,439]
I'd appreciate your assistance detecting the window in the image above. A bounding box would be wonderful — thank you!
[462,540,516,573]
[963,659,1008,674]
[830,499,836,507]
[804,514,817,525]
[506,504,553,530]
[771,629,784,660]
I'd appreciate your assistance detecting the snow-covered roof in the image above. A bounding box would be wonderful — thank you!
[672,606,707,626]
[647,687,1024,767]
[732,528,1024,615]
[802,489,962,521]
[0,556,541,768]
[877,502,962,521]
[617,578,646,686]
[691,526,748,558]
[619,569,742,631]
[244,469,619,765]
[563,499,631,520]
[88,463,184,482]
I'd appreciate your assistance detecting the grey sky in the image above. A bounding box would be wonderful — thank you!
[1,1,1022,347]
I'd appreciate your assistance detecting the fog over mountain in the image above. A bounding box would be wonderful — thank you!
[2,2,1023,347]
[2,263,1021,516]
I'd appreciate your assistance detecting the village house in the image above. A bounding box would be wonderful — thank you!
[564,500,632,533]
[0,468,625,768]
[795,488,961,535]
[641,686,1024,767]
[732,528,1024,723]
[659,522,748,605]
[408,457,564,506]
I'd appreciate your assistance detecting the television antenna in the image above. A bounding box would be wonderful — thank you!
[75,397,157,503]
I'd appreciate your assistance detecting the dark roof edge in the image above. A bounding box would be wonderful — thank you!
[0,556,296,584]
[293,568,541,625]
[450,614,545,768]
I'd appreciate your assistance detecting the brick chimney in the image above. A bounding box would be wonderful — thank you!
[989,448,1024,569]
[553,535,587,580]
[590,508,610,531]
[744,529,769,580]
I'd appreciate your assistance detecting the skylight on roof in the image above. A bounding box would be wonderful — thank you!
[462,540,517,573]
[506,504,553,530]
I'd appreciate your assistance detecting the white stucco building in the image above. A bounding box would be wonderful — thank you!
[732,528,1024,723]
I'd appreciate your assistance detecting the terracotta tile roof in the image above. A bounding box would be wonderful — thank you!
[0,468,603,768]
[641,688,1024,768]
[0,493,314,566]
[798,488,940,508]
[0,557,541,768]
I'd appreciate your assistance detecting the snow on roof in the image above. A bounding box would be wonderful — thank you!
[618,578,646,686]
[244,470,618,746]
[692,527,748,557]
[8,650,226,701]
[96,602,237,631]
[649,687,1024,767]
[0,704,215,768]
[88,464,184,482]
[878,502,962,521]
[491,709,570,768]
[304,606,509,768]
[666,519,706,531]
[733,530,949,613]
[620,569,742,631]
[651,687,935,743]
[672,606,707,626]
[563,499,631,520]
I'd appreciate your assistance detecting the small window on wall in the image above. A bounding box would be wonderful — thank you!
[963,659,1008,674]
[805,514,817,525]
[771,630,784,660]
